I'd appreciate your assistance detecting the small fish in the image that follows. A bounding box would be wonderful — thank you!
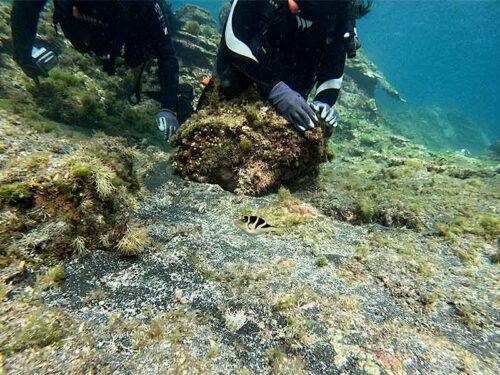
[236,215,278,234]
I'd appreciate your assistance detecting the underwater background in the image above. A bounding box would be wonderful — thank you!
[174,0,500,144]
[0,1,499,373]
[360,0,500,142]
[3,0,498,144]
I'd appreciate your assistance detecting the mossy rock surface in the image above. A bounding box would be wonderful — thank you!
[0,131,146,261]
[171,101,332,195]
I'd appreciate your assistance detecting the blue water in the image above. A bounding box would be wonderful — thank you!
[354,0,500,141]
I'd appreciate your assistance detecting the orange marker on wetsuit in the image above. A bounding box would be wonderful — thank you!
[288,0,299,14]
[72,6,80,19]
[202,76,212,86]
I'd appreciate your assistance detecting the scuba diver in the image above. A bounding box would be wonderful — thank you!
[10,0,189,140]
[200,0,371,132]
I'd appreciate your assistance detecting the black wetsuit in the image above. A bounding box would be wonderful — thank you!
[11,0,179,112]
[213,0,353,106]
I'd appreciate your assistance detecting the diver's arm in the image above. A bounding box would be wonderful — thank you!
[315,35,347,106]
[11,0,47,65]
[223,0,281,96]
[142,0,179,112]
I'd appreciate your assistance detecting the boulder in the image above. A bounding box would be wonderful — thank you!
[171,96,333,195]
[345,50,405,103]
[172,5,219,70]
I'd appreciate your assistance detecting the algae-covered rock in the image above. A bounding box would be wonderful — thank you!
[383,106,490,153]
[171,98,332,195]
[0,4,10,51]
[218,2,232,32]
[0,113,149,263]
[172,4,219,70]
[345,49,405,103]
[174,4,216,28]
[487,140,500,160]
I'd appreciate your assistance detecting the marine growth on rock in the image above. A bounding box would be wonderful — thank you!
[171,94,334,195]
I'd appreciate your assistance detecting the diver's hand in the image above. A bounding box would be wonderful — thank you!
[269,81,318,132]
[16,48,58,84]
[156,109,179,141]
[311,101,339,128]
[17,59,48,85]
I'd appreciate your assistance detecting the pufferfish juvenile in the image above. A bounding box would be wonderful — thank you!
[236,215,278,235]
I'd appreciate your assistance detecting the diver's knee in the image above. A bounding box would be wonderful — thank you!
[219,76,235,94]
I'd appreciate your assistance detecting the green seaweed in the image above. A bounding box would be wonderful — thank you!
[478,215,500,237]
[315,256,329,268]
[0,182,33,206]
[70,163,92,179]
[239,136,253,153]
[184,20,202,34]
[0,309,71,355]
[35,265,65,291]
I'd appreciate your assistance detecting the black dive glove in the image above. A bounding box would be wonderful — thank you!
[18,60,48,84]
[156,109,179,141]
[16,47,58,84]
[269,82,318,132]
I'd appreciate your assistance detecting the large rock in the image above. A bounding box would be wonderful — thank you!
[0,5,10,52]
[383,106,490,153]
[174,4,215,27]
[172,5,219,70]
[345,50,405,103]
[171,98,333,195]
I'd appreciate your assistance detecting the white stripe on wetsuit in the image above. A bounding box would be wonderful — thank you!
[225,0,259,63]
[316,75,344,95]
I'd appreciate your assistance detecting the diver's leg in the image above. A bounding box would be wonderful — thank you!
[218,64,252,99]
[177,82,195,124]
[197,46,251,110]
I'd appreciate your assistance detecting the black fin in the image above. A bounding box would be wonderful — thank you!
[255,217,267,227]
[256,219,273,229]
[249,216,260,230]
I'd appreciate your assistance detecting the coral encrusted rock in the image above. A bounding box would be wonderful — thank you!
[172,4,219,70]
[345,50,405,103]
[171,99,333,195]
